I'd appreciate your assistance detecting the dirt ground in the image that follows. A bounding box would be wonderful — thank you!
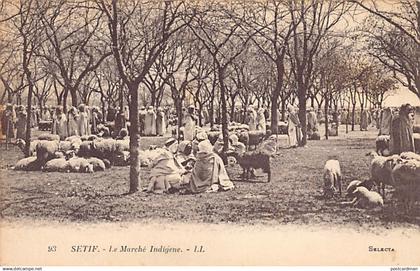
[1,125,419,231]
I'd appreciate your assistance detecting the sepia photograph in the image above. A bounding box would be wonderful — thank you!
[0,0,419,267]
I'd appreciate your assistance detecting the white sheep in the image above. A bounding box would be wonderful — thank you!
[43,158,70,172]
[369,152,400,198]
[87,157,106,171]
[38,133,60,141]
[400,152,420,161]
[351,186,384,209]
[323,159,342,197]
[375,135,390,156]
[115,139,129,153]
[391,159,420,213]
[14,156,42,171]
[36,140,59,162]
[68,157,94,173]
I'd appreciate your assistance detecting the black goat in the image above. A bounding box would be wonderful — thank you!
[227,150,271,182]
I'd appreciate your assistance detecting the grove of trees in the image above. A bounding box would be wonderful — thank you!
[1,0,417,192]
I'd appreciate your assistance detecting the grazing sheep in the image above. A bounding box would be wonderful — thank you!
[16,138,39,156]
[87,157,106,171]
[351,186,384,209]
[14,157,42,171]
[68,157,94,173]
[238,130,266,150]
[323,160,342,198]
[37,133,60,141]
[391,159,420,213]
[227,150,271,182]
[36,140,59,163]
[43,158,70,172]
[375,135,390,156]
[368,152,400,198]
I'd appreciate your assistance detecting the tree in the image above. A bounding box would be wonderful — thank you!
[356,1,420,99]
[98,0,190,193]
[288,0,351,145]
[187,0,256,152]
[37,0,111,110]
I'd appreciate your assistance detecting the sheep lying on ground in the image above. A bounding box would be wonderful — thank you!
[16,139,40,156]
[77,141,94,157]
[346,179,375,198]
[38,133,60,141]
[400,152,420,161]
[14,156,42,171]
[36,140,59,163]
[68,157,94,173]
[323,160,342,198]
[351,186,384,209]
[87,157,106,171]
[92,138,116,160]
[227,150,271,182]
[368,152,400,198]
[391,159,420,213]
[375,135,390,156]
[43,158,70,172]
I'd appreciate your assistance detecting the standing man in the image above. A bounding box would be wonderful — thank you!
[390,103,415,154]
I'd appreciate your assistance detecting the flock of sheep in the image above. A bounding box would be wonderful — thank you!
[323,151,420,213]
[14,134,186,173]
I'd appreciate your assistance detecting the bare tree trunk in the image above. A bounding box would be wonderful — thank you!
[217,64,229,156]
[324,94,329,140]
[24,71,33,157]
[128,83,141,193]
[351,102,356,131]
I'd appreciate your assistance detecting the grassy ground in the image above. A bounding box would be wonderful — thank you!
[0,125,419,231]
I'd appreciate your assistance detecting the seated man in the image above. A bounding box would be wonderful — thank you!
[187,140,234,193]
[146,138,187,194]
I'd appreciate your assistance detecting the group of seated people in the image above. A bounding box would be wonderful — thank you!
[146,132,245,194]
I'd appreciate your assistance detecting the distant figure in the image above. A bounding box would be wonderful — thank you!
[53,106,67,140]
[390,103,415,154]
[67,107,79,137]
[156,107,166,136]
[287,105,301,148]
[379,107,392,135]
[106,105,116,122]
[246,106,257,131]
[307,107,318,138]
[144,106,157,136]
[1,104,15,142]
[139,106,146,135]
[360,110,369,131]
[183,105,196,141]
[256,108,266,133]
[15,109,27,140]
[77,104,89,136]
[91,107,99,135]
[41,107,51,121]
